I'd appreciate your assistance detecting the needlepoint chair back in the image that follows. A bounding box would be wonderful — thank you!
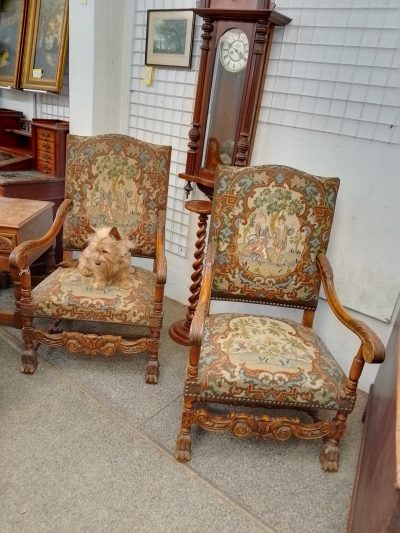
[63,134,170,257]
[210,165,340,309]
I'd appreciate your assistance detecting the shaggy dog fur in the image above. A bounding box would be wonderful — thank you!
[78,227,132,289]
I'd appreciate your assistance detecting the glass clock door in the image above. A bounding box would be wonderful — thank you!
[202,28,249,171]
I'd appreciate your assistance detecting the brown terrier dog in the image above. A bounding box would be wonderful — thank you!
[78,226,132,290]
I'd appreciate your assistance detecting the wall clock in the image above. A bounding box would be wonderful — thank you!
[219,29,249,72]
[179,0,291,199]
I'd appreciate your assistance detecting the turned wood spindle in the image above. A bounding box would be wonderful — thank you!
[168,200,212,346]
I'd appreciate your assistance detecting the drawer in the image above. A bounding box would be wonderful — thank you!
[36,159,56,175]
[37,139,54,154]
[36,128,56,142]
[36,148,55,163]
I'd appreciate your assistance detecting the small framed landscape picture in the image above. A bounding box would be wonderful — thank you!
[145,9,195,68]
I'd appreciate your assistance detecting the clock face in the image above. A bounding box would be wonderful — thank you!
[219,29,249,73]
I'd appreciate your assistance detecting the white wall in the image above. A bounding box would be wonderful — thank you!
[69,0,128,134]
[0,89,35,117]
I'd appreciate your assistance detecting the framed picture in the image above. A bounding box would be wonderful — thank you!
[145,9,195,68]
[21,0,68,93]
[0,0,28,88]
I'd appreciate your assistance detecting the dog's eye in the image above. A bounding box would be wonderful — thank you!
[103,250,108,254]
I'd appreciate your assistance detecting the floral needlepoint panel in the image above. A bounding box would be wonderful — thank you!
[210,165,340,308]
[63,134,171,257]
[185,314,351,411]
[32,266,156,326]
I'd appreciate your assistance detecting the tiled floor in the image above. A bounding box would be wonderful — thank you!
[0,291,365,532]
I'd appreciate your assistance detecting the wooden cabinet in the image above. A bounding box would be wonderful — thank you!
[347,308,400,532]
[31,119,69,177]
[0,115,69,265]
[0,171,65,264]
[0,108,26,150]
[0,197,54,327]
[0,108,33,171]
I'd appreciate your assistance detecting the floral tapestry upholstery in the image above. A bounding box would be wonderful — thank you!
[185,314,352,411]
[210,165,340,308]
[63,134,171,257]
[31,266,156,326]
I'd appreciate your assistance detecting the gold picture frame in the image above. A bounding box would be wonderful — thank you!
[0,0,28,88]
[21,0,68,93]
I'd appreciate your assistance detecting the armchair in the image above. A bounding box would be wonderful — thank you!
[175,164,384,471]
[10,134,171,384]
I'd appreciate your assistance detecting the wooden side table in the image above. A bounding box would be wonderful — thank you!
[0,170,65,264]
[0,197,54,327]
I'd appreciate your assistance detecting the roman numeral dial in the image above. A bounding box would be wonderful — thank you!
[220,29,249,72]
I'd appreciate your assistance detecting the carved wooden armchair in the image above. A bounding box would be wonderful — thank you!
[175,165,385,471]
[10,134,171,384]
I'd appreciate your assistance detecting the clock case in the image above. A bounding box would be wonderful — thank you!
[180,0,291,198]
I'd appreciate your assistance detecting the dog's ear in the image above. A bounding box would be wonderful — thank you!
[109,226,121,241]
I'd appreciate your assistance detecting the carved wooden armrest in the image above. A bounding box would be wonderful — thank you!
[317,253,385,364]
[9,199,72,273]
[189,242,217,346]
[155,209,167,284]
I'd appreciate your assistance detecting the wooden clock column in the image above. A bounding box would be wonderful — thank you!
[169,0,291,345]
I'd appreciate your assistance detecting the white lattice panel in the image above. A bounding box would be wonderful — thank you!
[35,62,70,121]
[129,0,198,257]
[262,1,400,143]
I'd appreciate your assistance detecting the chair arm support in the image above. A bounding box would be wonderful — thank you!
[9,199,72,272]
[155,209,167,284]
[189,242,217,347]
[317,253,385,364]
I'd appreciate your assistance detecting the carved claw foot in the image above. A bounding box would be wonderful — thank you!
[320,440,340,472]
[175,433,192,462]
[145,360,159,384]
[21,351,38,374]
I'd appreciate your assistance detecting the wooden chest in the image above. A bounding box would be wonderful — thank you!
[31,119,69,178]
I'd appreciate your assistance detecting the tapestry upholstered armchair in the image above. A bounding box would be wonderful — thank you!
[175,164,385,472]
[10,134,171,384]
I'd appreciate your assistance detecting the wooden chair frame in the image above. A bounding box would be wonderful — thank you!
[10,199,167,384]
[176,242,385,471]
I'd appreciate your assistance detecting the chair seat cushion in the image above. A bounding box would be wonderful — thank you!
[31,266,156,326]
[185,314,351,411]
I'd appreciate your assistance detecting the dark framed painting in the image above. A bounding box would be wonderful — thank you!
[145,9,195,68]
[21,0,68,93]
[0,0,28,88]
